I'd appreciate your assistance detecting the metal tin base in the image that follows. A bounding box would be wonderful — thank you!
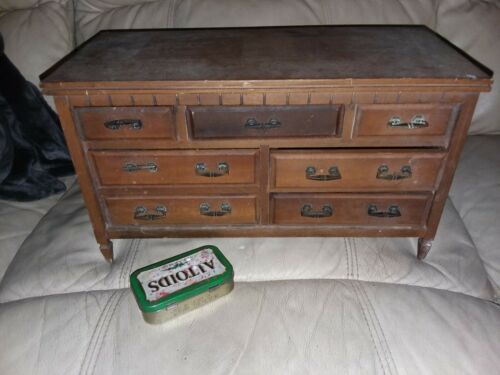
[142,280,234,324]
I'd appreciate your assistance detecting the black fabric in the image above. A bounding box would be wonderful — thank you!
[0,34,74,201]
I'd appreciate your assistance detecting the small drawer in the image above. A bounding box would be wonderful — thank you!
[187,105,342,139]
[74,106,175,140]
[91,149,258,186]
[271,150,445,191]
[354,103,459,145]
[105,195,257,226]
[272,193,431,228]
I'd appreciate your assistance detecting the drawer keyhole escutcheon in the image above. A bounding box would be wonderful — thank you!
[134,205,167,221]
[301,204,333,218]
[367,204,401,218]
[244,117,281,129]
[199,202,232,216]
[104,119,143,130]
[195,162,230,177]
[387,115,429,129]
[376,165,412,180]
[123,162,158,173]
[305,166,341,181]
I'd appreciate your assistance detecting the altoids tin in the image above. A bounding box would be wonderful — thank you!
[130,245,234,324]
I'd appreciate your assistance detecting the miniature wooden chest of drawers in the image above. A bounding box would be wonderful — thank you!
[40,26,492,262]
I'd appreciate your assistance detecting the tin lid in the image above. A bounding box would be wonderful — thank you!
[130,245,233,313]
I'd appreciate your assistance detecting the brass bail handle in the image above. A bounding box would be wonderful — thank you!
[244,117,281,129]
[195,162,229,177]
[134,205,167,221]
[387,115,428,129]
[104,119,143,130]
[123,162,158,173]
[199,202,232,216]
[305,166,341,181]
[301,204,333,218]
[367,204,401,218]
[376,165,412,180]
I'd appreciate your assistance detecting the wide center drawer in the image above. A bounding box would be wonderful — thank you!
[105,195,257,226]
[91,149,259,186]
[272,193,432,228]
[271,150,445,191]
[187,105,342,139]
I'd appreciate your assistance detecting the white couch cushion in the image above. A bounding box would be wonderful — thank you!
[0,185,69,283]
[0,1,74,86]
[0,0,69,10]
[0,280,498,375]
[0,180,493,302]
[0,199,52,282]
[436,0,500,135]
[75,0,176,44]
[174,0,437,27]
[450,135,500,300]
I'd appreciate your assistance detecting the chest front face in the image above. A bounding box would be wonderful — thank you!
[40,26,492,262]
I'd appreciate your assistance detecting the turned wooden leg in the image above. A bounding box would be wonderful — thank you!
[417,238,433,260]
[99,241,114,263]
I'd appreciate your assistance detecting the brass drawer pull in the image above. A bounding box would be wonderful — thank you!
[104,119,143,130]
[388,115,428,129]
[376,165,412,180]
[199,202,232,216]
[244,117,281,129]
[123,162,158,173]
[367,204,401,218]
[195,162,229,177]
[305,166,341,181]
[301,204,333,218]
[134,205,167,221]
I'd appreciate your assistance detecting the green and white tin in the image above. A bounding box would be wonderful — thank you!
[130,245,234,324]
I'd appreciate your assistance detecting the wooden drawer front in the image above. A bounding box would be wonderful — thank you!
[92,150,258,186]
[354,103,459,141]
[271,150,445,191]
[106,195,257,225]
[75,107,175,140]
[187,105,342,139]
[272,193,431,227]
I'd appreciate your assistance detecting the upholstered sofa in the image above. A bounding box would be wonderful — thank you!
[1,1,499,374]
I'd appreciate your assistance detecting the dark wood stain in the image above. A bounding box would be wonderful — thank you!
[40,26,492,84]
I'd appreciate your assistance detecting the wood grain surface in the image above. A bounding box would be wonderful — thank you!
[271,193,432,227]
[41,26,491,84]
[270,150,445,191]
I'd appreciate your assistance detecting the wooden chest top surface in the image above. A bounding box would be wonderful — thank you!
[40,26,492,85]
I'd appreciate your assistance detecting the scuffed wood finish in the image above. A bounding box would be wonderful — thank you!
[354,102,460,147]
[41,26,493,261]
[271,150,446,191]
[40,26,491,84]
[99,241,114,263]
[423,94,480,241]
[187,105,342,139]
[271,193,432,227]
[107,225,427,239]
[417,238,433,260]
[74,106,176,140]
[91,149,259,186]
[53,97,110,249]
[105,195,258,226]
